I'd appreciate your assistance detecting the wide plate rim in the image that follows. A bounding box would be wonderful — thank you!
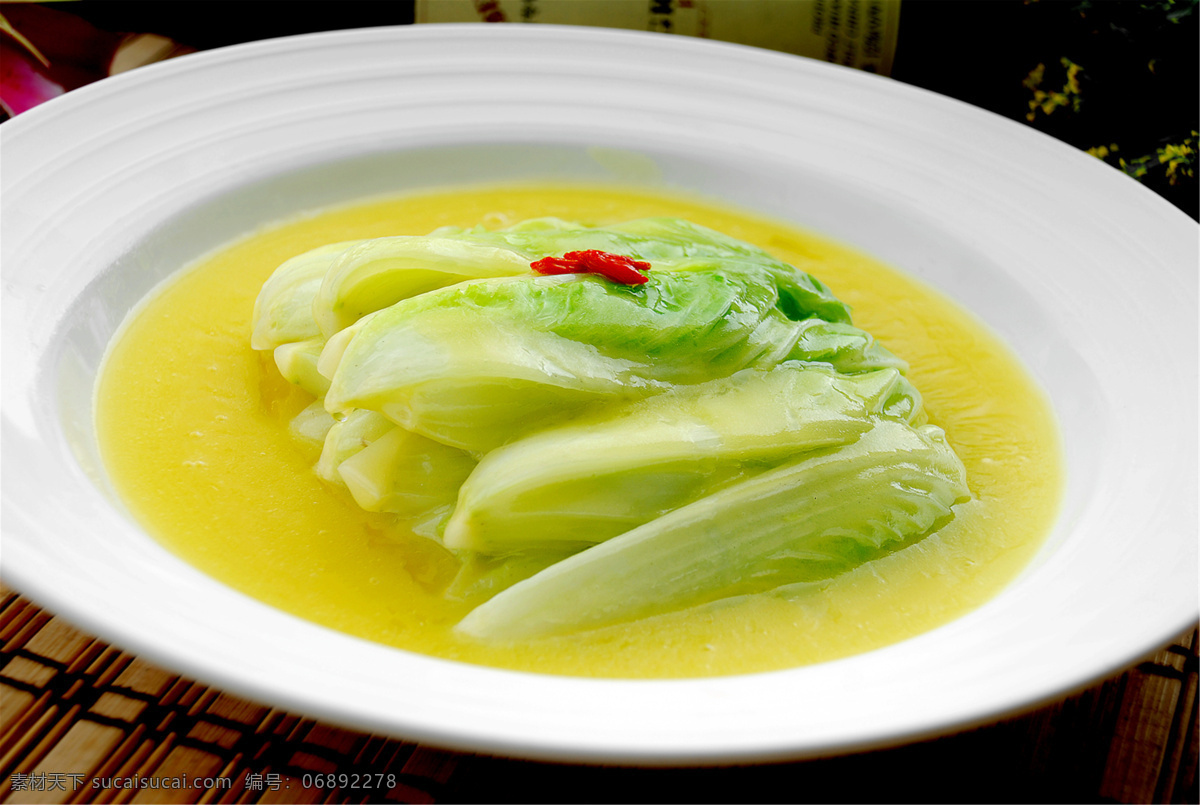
[2,23,1196,764]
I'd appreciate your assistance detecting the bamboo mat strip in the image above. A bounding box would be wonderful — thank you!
[0,582,1195,804]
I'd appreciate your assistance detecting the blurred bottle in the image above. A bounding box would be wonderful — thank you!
[415,0,901,75]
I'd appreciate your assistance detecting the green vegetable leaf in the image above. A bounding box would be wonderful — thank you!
[444,363,922,553]
[288,399,336,451]
[322,264,877,451]
[250,216,971,640]
[313,236,534,338]
[315,409,394,487]
[273,338,330,398]
[456,421,970,641]
[250,240,364,350]
[337,425,476,518]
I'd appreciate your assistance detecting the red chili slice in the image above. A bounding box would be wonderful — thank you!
[530,249,650,285]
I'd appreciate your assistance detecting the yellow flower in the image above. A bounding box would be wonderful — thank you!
[1022,58,1085,123]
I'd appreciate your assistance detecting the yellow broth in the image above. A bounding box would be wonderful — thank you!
[95,185,1062,678]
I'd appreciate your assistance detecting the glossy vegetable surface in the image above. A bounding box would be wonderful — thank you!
[250,217,971,639]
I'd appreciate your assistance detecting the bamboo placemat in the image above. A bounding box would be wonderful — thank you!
[1,581,1195,804]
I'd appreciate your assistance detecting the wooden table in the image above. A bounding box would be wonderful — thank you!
[1,583,1194,804]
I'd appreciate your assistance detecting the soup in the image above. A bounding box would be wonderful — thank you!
[95,184,1062,678]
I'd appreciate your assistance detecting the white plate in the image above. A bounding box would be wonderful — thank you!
[3,25,1196,764]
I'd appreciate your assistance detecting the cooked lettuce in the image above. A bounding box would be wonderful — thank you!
[288,399,336,450]
[337,426,476,518]
[443,363,921,553]
[315,408,394,487]
[320,267,898,451]
[273,338,330,398]
[251,240,365,350]
[313,236,534,338]
[456,421,970,640]
[250,216,970,641]
[311,217,851,339]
